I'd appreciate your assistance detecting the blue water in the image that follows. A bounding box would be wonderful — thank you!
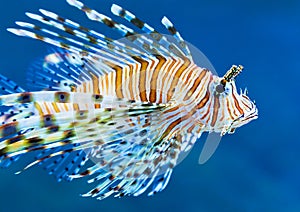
[0,0,299,211]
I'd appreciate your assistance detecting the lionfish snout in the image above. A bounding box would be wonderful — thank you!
[234,93,258,128]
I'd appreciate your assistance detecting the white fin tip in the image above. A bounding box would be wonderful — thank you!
[66,0,83,8]
[7,28,25,36]
[25,12,42,20]
[161,16,173,27]
[14,171,22,175]
[39,9,57,18]
[15,21,34,28]
[111,4,123,15]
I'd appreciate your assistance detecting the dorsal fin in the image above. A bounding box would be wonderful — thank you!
[161,16,192,60]
[65,0,177,58]
[111,4,188,59]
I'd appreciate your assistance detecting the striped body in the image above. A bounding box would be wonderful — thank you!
[0,0,258,199]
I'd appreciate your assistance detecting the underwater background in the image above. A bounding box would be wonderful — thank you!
[0,0,299,211]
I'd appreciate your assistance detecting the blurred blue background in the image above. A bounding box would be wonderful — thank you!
[0,0,299,211]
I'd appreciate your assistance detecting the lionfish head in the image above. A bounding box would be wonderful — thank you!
[214,65,258,134]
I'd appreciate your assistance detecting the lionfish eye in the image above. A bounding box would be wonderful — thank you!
[216,84,225,93]
[215,78,227,94]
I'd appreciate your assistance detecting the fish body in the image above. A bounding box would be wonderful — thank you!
[0,0,258,199]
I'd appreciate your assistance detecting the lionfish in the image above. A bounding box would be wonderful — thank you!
[0,0,258,199]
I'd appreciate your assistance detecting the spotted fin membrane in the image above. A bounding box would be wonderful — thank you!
[0,74,89,180]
